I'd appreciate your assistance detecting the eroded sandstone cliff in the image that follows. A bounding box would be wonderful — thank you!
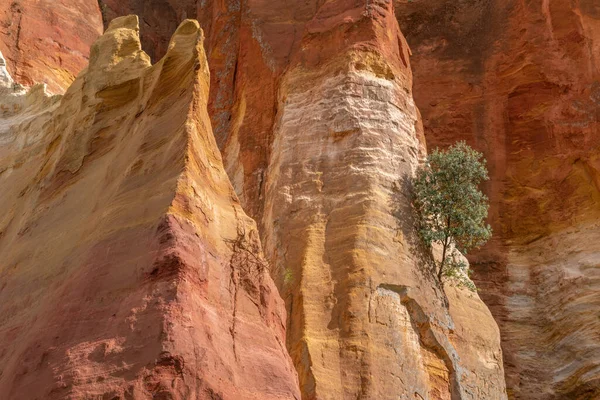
[0,0,103,93]
[2,0,599,398]
[0,16,299,399]
[0,1,517,399]
[95,1,508,399]
[395,0,600,398]
[261,2,505,399]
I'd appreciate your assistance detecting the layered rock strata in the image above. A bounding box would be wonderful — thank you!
[5,0,600,398]
[395,1,600,398]
[0,0,103,93]
[97,1,509,399]
[0,16,299,400]
[261,2,506,399]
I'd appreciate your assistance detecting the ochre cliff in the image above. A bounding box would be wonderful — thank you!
[0,16,299,399]
[97,1,508,399]
[0,0,103,93]
[261,1,505,399]
[2,0,599,398]
[395,0,600,398]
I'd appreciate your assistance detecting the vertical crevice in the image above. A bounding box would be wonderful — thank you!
[97,0,109,29]
[378,284,462,400]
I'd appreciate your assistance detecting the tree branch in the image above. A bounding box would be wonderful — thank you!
[438,215,452,282]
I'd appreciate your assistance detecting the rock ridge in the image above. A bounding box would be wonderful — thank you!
[0,15,299,400]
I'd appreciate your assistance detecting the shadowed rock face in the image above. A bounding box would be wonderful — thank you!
[0,16,299,400]
[0,0,103,93]
[97,2,508,400]
[395,0,600,398]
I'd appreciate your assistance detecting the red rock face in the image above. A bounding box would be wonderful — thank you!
[0,0,103,93]
[0,16,299,399]
[395,0,600,398]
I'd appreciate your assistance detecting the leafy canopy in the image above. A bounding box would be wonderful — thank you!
[413,141,492,289]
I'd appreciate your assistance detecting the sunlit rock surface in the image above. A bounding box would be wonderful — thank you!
[260,2,505,399]
[93,2,510,399]
[0,16,299,400]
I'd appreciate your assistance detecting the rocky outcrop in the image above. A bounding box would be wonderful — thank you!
[95,2,508,399]
[0,16,299,399]
[395,1,600,398]
[0,0,103,93]
[4,0,600,398]
[99,0,338,220]
[261,1,505,398]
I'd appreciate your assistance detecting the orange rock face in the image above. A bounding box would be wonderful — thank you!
[99,2,508,399]
[0,0,103,93]
[0,16,299,399]
[4,0,600,398]
[261,2,506,398]
[395,0,600,398]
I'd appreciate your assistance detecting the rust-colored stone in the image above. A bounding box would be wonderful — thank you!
[0,0,103,93]
[396,0,600,398]
[0,16,299,400]
[95,2,508,399]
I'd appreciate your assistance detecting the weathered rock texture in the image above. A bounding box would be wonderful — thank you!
[0,0,103,93]
[0,16,299,399]
[6,0,600,398]
[261,2,505,399]
[395,1,600,398]
[99,1,508,399]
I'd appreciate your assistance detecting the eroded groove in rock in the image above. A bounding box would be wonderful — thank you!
[377,284,460,399]
[0,16,299,400]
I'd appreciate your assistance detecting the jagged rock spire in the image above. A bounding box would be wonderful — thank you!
[0,15,299,399]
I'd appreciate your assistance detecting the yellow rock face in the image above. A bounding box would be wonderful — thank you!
[0,16,299,399]
[260,2,506,399]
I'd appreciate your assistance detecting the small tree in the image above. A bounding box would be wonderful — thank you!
[412,141,492,289]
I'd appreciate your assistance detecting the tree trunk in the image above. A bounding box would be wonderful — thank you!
[438,237,448,281]
[438,216,452,282]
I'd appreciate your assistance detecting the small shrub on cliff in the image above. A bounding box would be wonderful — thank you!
[412,141,492,289]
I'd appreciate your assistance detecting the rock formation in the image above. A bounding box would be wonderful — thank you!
[0,16,299,399]
[0,0,103,93]
[96,2,508,399]
[395,0,600,398]
[2,0,600,398]
[261,1,505,398]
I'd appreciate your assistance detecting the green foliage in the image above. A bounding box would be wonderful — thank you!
[283,268,294,287]
[412,141,492,290]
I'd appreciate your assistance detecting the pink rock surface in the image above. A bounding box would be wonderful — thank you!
[0,0,103,93]
[0,16,299,400]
